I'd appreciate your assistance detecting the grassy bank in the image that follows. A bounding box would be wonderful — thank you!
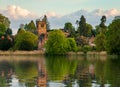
[0,50,44,56]
[67,51,107,55]
[0,50,107,56]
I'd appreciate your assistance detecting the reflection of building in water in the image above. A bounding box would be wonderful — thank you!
[75,63,91,87]
[37,58,47,87]
[89,64,95,79]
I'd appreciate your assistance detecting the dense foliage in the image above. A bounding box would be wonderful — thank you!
[95,33,106,51]
[14,29,38,51]
[106,19,120,55]
[45,30,68,55]
[67,38,77,52]
[0,14,11,35]
[0,14,10,29]
[0,36,13,51]
[77,15,92,37]
[64,22,75,37]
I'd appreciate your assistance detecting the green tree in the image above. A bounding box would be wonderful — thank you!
[0,14,10,29]
[95,33,106,51]
[67,38,77,52]
[78,15,86,36]
[5,28,12,35]
[77,15,92,37]
[0,36,13,51]
[86,23,93,37]
[27,20,36,32]
[0,24,6,33]
[106,19,120,55]
[96,16,107,35]
[99,16,106,28]
[45,30,68,55]
[14,29,38,51]
[64,22,75,37]
[24,23,28,30]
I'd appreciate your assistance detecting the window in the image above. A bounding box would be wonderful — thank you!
[41,24,44,28]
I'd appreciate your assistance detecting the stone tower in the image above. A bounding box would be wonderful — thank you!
[36,18,47,50]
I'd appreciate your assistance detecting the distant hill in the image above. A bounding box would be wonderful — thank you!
[48,9,119,29]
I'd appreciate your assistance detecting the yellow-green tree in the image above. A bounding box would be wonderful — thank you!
[14,29,38,51]
[45,30,68,55]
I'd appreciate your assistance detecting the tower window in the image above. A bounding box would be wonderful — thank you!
[41,24,44,28]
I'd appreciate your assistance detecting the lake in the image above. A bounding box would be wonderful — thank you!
[0,54,119,87]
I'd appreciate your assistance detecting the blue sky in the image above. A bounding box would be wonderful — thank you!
[0,0,120,15]
[0,0,120,34]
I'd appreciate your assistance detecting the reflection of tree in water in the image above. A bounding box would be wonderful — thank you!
[45,56,78,86]
[105,56,120,87]
[14,61,37,86]
[0,61,14,86]
[95,58,106,87]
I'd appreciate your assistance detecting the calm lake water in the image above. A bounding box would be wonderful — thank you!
[0,54,120,87]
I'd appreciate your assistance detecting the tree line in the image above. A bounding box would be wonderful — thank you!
[0,13,120,55]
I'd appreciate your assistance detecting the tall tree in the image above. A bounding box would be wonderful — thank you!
[106,19,120,55]
[27,20,36,32]
[99,16,106,28]
[64,22,75,37]
[78,15,86,36]
[96,16,107,34]
[85,23,93,37]
[77,15,92,37]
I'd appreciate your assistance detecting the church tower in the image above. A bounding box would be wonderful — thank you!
[36,16,47,50]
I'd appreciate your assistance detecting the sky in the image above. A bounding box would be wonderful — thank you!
[0,0,120,34]
[1,0,120,15]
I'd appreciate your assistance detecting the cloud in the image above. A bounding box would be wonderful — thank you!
[0,5,37,20]
[92,9,120,17]
[0,5,38,34]
[45,11,61,18]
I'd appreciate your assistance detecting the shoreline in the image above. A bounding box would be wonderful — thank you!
[0,51,107,56]
[0,50,44,56]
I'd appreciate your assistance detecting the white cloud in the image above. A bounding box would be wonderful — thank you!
[0,5,37,20]
[92,9,120,17]
[45,11,61,18]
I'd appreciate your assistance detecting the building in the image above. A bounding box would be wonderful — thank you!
[36,17,47,50]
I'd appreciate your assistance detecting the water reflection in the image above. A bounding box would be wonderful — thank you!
[0,55,119,87]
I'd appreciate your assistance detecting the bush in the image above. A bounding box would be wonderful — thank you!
[0,37,13,51]
[95,33,106,51]
[45,30,68,55]
[14,30,38,51]
[67,38,77,52]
